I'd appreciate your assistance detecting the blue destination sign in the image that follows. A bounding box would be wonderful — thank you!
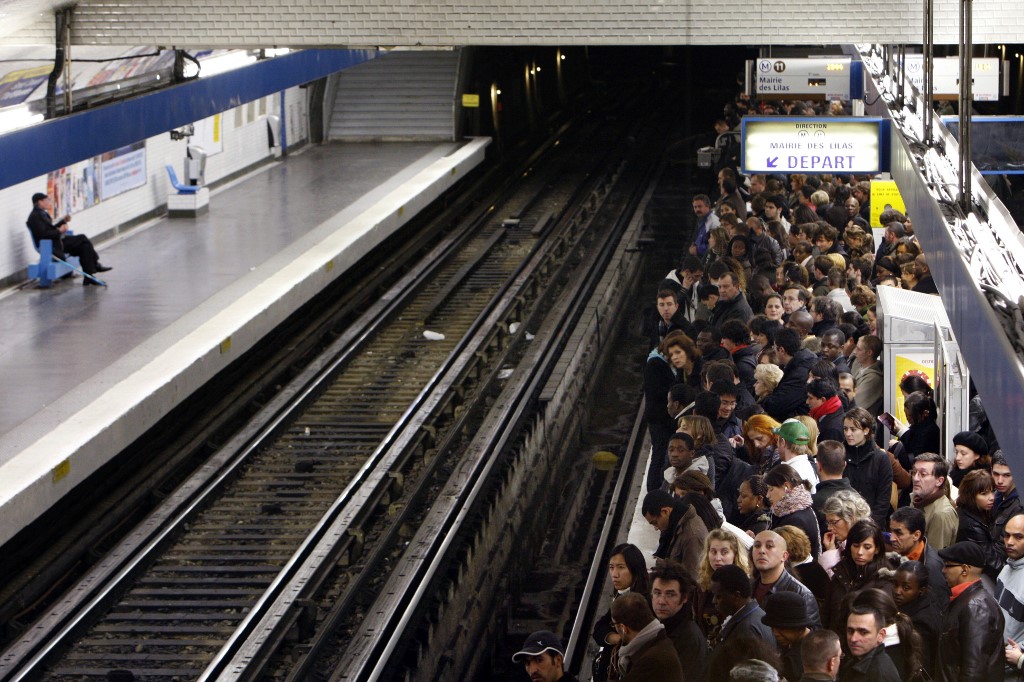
[741,116,887,174]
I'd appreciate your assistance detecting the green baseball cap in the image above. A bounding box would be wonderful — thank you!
[772,418,810,445]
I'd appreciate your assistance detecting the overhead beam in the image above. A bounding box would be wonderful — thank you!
[0,48,376,191]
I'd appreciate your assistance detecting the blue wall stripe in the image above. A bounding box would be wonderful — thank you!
[0,48,377,190]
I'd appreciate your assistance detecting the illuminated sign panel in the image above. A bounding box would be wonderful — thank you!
[754,58,855,100]
[902,56,1000,101]
[741,117,885,174]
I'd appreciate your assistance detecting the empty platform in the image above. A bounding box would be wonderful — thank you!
[0,137,490,547]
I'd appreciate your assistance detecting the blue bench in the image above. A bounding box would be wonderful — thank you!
[165,164,200,194]
[27,239,81,288]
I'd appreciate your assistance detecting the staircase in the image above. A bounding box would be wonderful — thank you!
[327,49,464,142]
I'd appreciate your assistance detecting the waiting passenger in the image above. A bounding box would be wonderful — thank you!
[911,453,959,550]
[609,592,685,682]
[950,430,992,488]
[851,336,883,419]
[650,561,708,682]
[765,464,821,559]
[812,440,855,522]
[769,422,819,494]
[663,432,704,490]
[774,525,830,608]
[761,328,816,421]
[736,474,772,536]
[511,630,578,682]
[890,562,941,679]
[694,528,754,638]
[593,540,647,671]
[798,629,842,681]
[838,604,901,682]
[642,490,708,582]
[954,470,995,551]
[26,192,111,283]
[823,520,890,636]
[806,379,845,444]
[751,530,821,627]
[648,288,691,350]
[887,506,952,605]
[840,408,892,526]
[761,591,816,682]
[709,564,776,656]
[936,542,1006,681]
[991,454,1023,571]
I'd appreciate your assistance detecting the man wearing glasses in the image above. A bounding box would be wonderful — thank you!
[937,542,1006,681]
[911,453,959,550]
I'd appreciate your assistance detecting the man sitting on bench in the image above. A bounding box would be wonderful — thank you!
[27,192,111,285]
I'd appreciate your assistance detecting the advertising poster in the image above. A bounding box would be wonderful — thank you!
[48,141,147,215]
[0,65,51,107]
[892,352,935,424]
[870,180,907,228]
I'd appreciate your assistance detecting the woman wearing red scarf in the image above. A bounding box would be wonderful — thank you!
[806,378,845,443]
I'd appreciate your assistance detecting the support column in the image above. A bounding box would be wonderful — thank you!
[958,0,973,213]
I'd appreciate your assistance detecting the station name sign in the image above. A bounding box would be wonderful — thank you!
[741,117,886,174]
[751,57,862,101]
[902,56,1000,102]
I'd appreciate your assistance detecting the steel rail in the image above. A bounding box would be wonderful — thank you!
[0,125,577,682]
[329,130,658,681]
[204,133,630,682]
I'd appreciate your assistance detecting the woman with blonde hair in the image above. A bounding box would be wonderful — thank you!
[753,363,784,405]
[743,413,782,473]
[795,415,820,456]
[693,528,753,636]
[678,414,718,489]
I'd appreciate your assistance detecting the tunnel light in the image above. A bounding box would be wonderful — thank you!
[0,104,44,134]
[496,89,502,95]
[200,51,258,78]
[536,66,541,72]
[560,54,566,60]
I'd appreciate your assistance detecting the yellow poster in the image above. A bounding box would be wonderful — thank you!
[892,353,935,424]
[461,93,480,108]
[870,180,907,228]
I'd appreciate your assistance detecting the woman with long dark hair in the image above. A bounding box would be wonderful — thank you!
[955,469,996,548]
[765,463,821,560]
[841,407,892,526]
[823,520,890,636]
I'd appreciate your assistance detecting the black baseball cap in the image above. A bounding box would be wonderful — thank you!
[511,630,565,662]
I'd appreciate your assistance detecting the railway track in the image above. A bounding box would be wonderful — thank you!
[0,108,657,681]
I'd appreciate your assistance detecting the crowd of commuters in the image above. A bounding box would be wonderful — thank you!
[515,95,1018,682]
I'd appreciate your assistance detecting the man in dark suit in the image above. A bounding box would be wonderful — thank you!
[26,193,111,284]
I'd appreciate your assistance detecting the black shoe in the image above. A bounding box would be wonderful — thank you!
[95,264,112,273]
[83,277,101,286]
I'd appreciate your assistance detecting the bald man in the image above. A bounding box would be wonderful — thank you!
[787,310,814,341]
[751,531,821,627]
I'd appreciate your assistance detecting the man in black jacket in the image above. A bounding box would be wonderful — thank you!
[709,271,753,328]
[26,193,110,283]
[937,542,1006,682]
[650,562,707,682]
[762,328,816,421]
[839,605,901,682]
